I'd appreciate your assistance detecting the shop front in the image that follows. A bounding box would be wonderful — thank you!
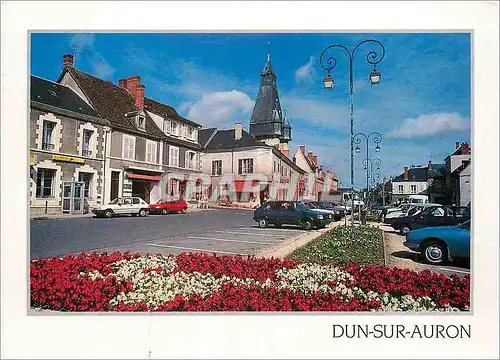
[123,167,163,204]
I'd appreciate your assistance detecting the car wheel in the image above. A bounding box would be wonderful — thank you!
[162,209,168,215]
[104,210,113,218]
[301,219,313,231]
[181,208,187,214]
[258,218,268,228]
[422,240,447,265]
[139,209,147,217]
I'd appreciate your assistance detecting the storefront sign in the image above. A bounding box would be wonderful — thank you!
[52,154,85,164]
[30,154,37,166]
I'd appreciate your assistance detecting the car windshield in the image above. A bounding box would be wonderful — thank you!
[305,203,318,209]
[109,198,120,205]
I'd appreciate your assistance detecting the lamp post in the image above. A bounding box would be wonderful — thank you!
[355,132,382,204]
[320,40,385,232]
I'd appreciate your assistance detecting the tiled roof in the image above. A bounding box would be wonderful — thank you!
[198,128,217,148]
[392,167,428,182]
[59,67,165,140]
[203,129,264,150]
[30,75,100,119]
[428,163,446,178]
[144,97,201,128]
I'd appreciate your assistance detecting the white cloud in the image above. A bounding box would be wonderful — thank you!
[187,90,254,128]
[387,112,468,138]
[69,33,96,51]
[90,58,115,78]
[295,56,316,83]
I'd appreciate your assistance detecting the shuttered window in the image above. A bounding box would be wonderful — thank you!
[123,135,136,160]
[146,140,157,163]
[169,146,179,167]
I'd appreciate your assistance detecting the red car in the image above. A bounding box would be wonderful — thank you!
[149,199,188,215]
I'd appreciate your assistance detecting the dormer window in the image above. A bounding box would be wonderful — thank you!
[136,115,146,131]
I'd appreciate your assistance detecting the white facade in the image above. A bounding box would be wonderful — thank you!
[392,181,428,197]
[459,164,471,206]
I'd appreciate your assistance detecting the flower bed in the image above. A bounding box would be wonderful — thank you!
[31,252,470,312]
[289,225,385,266]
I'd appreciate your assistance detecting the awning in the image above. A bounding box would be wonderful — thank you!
[126,173,161,181]
[234,180,264,192]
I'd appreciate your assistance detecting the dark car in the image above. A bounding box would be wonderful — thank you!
[391,205,471,235]
[311,201,344,221]
[253,201,334,230]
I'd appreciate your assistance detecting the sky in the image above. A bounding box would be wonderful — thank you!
[31,32,471,188]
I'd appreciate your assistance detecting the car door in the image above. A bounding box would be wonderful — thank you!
[132,198,143,213]
[456,221,471,258]
[450,207,471,226]
[265,202,281,222]
[122,197,134,214]
[279,202,301,225]
[418,206,446,229]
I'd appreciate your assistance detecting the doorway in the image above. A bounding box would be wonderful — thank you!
[110,171,120,201]
[62,181,85,215]
[132,181,151,203]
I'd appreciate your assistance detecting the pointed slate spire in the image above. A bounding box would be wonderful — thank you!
[249,51,285,142]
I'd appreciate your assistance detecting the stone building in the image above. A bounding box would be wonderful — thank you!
[29,74,111,215]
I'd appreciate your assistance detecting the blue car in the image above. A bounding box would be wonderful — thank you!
[253,201,334,230]
[403,220,470,265]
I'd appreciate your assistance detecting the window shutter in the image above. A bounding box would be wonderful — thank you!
[123,137,129,158]
[196,153,200,170]
[238,159,242,175]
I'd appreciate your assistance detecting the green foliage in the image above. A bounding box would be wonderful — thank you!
[289,225,385,266]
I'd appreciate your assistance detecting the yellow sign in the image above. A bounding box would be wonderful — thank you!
[52,154,85,164]
[30,154,37,166]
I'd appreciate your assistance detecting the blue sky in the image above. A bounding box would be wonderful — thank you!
[31,32,471,188]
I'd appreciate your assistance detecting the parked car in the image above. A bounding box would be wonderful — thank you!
[391,205,471,235]
[303,202,339,222]
[403,220,470,265]
[253,201,334,230]
[92,197,149,218]
[311,201,344,221]
[149,199,188,215]
[382,203,413,223]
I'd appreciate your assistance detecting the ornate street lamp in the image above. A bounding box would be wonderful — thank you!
[319,40,385,232]
[355,132,383,202]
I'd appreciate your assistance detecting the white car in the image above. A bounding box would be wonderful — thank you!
[92,197,150,218]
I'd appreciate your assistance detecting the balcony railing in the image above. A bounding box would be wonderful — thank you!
[42,143,55,151]
[82,149,92,157]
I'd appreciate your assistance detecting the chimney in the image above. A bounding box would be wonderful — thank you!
[312,155,318,166]
[299,145,306,154]
[125,75,141,98]
[135,84,145,110]
[283,150,290,157]
[63,54,74,68]
[119,78,127,89]
[235,123,243,140]
[428,160,432,169]
[463,142,469,154]
[307,152,314,162]
[455,141,460,149]
[404,167,409,180]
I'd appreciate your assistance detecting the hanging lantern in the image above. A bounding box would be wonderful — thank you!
[323,73,334,90]
[369,68,381,86]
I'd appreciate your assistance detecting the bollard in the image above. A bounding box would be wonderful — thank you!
[45,200,48,215]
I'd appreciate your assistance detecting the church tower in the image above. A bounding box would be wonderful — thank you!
[249,53,292,153]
